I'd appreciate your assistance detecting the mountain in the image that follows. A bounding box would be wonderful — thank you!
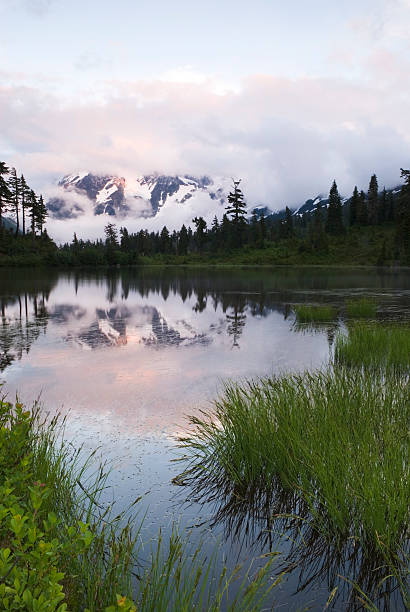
[47,173,229,220]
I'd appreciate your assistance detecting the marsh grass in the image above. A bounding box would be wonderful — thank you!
[293,304,337,322]
[346,297,377,318]
[177,367,409,608]
[335,323,410,372]
[2,399,275,611]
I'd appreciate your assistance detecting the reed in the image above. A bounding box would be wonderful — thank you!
[346,297,377,318]
[0,398,274,612]
[178,367,410,606]
[334,323,410,372]
[293,304,337,322]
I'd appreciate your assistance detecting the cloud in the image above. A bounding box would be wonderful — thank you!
[11,0,57,16]
[1,59,410,242]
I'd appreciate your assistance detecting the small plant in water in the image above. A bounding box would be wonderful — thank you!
[293,304,337,322]
[346,297,377,318]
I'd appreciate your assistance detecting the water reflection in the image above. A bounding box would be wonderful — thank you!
[177,469,405,611]
[0,266,409,610]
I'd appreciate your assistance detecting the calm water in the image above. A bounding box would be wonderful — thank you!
[1,266,409,610]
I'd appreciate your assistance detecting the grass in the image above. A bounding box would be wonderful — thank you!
[0,398,275,612]
[346,297,377,318]
[335,323,410,372]
[293,304,337,322]
[177,367,409,608]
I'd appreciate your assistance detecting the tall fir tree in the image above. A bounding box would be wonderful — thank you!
[310,204,328,252]
[225,180,247,247]
[357,190,368,225]
[19,175,30,235]
[0,162,11,229]
[8,167,20,235]
[284,206,294,238]
[367,174,379,225]
[35,195,47,235]
[349,186,359,226]
[178,224,189,255]
[325,180,344,235]
[28,189,38,240]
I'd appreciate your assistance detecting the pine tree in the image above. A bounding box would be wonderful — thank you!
[159,226,170,253]
[8,167,20,235]
[367,174,378,225]
[225,180,247,247]
[0,162,11,229]
[325,180,344,235]
[35,195,47,235]
[28,189,38,239]
[378,187,387,225]
[357,190,368,225]
[19,175,30,236]
[192,216,207,254]
[349,186,359,226]
[104,223,118,247]
[178,224,189,255]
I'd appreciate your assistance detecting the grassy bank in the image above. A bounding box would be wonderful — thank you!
[293,304,337,322]
[177,366,409,607]
[0,399,274,611]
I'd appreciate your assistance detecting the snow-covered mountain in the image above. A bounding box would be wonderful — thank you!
[47,173,229,220]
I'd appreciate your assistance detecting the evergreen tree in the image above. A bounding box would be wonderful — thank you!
[0,162,11,229]
[192,216,207,253]
[367,174,378,225]
[119,227,130,251]
[159,226,170,253]
[378,187,387,225]
[19,175,30,235]
[178,224,189,255]
[357,190,368,225]
[225,180,247,246]
[259,212,266,244]
[35,195,47,235]
[349,186,359,226]
[28,189,38,239]
[8,167,20,235]
[325,180,344,235]
[104,223,118,246]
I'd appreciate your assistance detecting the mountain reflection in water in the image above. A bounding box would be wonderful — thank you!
[0,266,409,610]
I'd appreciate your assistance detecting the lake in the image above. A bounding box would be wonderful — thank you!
[1,266,409,610]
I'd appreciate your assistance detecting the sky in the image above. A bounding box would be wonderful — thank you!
[1,0,410,229]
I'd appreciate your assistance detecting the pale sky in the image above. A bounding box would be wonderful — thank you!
[1,0,410,209]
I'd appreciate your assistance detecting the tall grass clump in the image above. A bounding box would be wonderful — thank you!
[177,368,409,604]
[346,297,377,318]
[0,398,275,611]
[335,323,410,372]
[293,304,336,322]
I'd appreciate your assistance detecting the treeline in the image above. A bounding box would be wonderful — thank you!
[59,171,410,266]
[0,161,56,263]
[1,161,410,266]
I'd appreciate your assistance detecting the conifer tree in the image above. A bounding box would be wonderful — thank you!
[225,180,247,246]
[192,216,207,253]
[310,204,328,252]
[357,190,368,225]
[28,189,38,239]
[367,174,378,225]
[19,175,30,235]
[178,224,189,255]
[325,180,344,235]
[378,187,387,225]
[35,195,47,235]
[349,186,359,226]
[8,167,20,235]
[0,162,11,229]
